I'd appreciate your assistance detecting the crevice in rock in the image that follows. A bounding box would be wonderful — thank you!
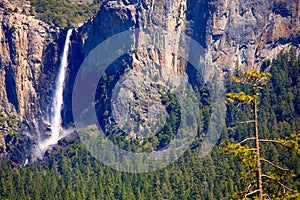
[3,25,17,65]
[186,0,210,48]
[5,66,19,112]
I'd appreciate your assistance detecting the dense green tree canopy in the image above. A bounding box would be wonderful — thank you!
[29,0,104,27]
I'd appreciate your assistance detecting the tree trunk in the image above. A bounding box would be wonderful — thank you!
[254,95,263,200]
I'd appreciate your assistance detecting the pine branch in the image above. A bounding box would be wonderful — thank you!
[244,189,260,198]
[260,158,290,172]
[261,175,292,191]
[239,137,256,144]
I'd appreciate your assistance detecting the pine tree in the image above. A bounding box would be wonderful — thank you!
[223,70,300,199]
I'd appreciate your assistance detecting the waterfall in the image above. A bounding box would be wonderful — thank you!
[50,29,72,142]
[37,29,73,154]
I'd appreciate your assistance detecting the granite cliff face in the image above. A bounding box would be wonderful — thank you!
[0,1,61,162]
[0,14,59,122]
[75,0,299,72]
[207,0,300,70]
[0,0,299,162]
[76,0,189,77]
[64,0,299,127]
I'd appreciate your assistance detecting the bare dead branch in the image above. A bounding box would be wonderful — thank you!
[237,120,255,124]
[244,189,260,198]
[239,137,256,144]
[261,175,293,191]
[260,158,290,172]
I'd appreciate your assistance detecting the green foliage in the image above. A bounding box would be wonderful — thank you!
[231,70,271,85]
[227,91,256,104]
[221,142,257,168]
[288,134,300,153]
[0,114,23,161]
[0,114,20,137]
[227,70,271,105]
[29,0,104,28]
[0,140,229,200]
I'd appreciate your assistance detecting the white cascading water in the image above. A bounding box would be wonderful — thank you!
[37,29,73,153]
[50,29,72,142]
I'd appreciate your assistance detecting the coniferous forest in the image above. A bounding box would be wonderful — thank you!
[0,47,299,199]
